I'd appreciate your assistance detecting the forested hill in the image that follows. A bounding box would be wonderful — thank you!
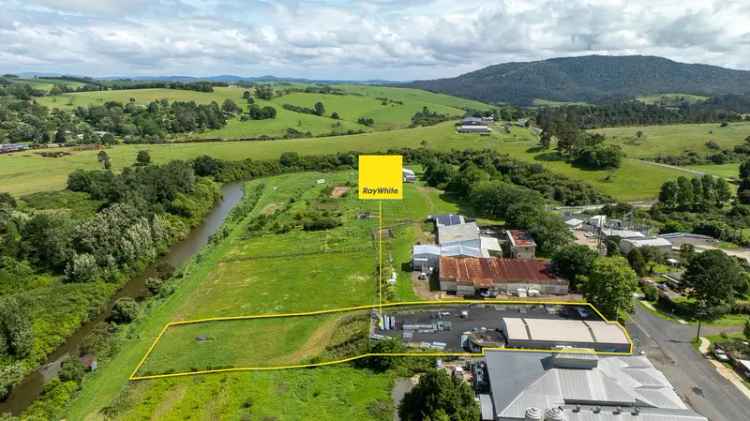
[405,55,750,105]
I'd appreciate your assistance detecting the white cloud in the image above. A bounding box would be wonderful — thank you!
[0,0,748,80]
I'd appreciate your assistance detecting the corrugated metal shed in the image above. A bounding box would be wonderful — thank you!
[439,256,562,287]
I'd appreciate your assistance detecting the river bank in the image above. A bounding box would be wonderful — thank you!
[0,182,245,416]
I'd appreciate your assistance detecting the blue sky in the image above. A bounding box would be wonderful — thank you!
[2,0,750,80]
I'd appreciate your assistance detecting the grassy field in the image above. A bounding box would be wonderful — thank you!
[64,171,468,419]
[596,122,750,158]
[1,121,688,201]
[636,93,708,105]
[686,163,741,178]
[36,84,492,138]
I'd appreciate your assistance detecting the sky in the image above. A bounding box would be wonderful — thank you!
[2,0,750,81]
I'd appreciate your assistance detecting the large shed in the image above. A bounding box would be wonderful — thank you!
[499,317,631,353]
[438,256,568,296]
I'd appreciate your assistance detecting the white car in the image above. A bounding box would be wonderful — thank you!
[713,348,730,362]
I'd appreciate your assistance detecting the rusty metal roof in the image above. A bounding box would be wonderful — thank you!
[439,256,562,287]
[508,230,536,247]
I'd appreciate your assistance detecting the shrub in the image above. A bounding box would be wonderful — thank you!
[111,297,139,324]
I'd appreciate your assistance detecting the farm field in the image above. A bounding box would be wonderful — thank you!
[269,91,464,130]
[636,93,708,105]
[64,171,465,420]
[36,84,492,138]
[1,121,687,201]
[595,122,750,158]
[686,163,741,178]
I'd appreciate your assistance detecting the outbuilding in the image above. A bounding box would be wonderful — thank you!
[499,317,631,353]
[620,237,672,254]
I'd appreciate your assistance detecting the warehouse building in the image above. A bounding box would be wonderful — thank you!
[438,256,568,296]
[482,350,707,421]
[499,317,631,353]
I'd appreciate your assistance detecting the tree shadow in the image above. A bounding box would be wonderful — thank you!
[533,152,565,162]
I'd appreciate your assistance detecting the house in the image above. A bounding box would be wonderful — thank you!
[619,237,672,254]
[412,244,441,273]
[437,222,480,248]
[460,116,485,126]
[481,116,495,123]
[480,236,503,257]
[433,214,465,227]
[499,317,630,353]
[438,256,568,296]
[457,125,492,134]
[505,230,536,259]
[564,217,584,230]
[482,350,708,421]
[402,168,417,183]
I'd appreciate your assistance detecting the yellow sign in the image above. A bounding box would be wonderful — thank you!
[358,155,403,200]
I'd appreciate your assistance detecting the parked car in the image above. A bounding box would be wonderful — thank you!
[713,347,730,362]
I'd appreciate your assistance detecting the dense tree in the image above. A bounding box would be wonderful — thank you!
[627,248,647,277]
[551,244,598,283]
[111,297,139,324]
[658,180,679,209]
[0,193,16,209]
[579,256,638,319]
[54,128,66,144]
[136,150,151,166]
[221,99,241,114]
[745,319,750,340]
[399,369,480,421]
[313,101,326,116]
[0,297,33,358]
[255,85,274,100]
[331,112,340,119]
[59,358,86,384]
[683,250,742,309]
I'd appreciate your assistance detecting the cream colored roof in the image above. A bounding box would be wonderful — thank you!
[586,321,630,344]
[524,319,593,342]
[503,317,529,340]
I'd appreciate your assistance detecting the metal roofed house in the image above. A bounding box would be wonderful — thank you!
[619,237,672,255]
[438,256,568,296]
[437,222,480,247]
[412,244,441,273]
[505,230,536,259]
[564,217,584,230]
[480,236,503,257]
[457,125,492,134]
[402,168,417,183]
[461,116,485,126]
[483,350,708,421]
[599,228,646,239]
[433,214,465,227]
[499,317,630,353]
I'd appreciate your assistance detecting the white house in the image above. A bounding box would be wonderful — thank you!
[620,237,673,254]
[403,168,417,183]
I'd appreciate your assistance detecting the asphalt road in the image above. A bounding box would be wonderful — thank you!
[627,303,750,421]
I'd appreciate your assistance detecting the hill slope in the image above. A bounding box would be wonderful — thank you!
[406,55,750,105]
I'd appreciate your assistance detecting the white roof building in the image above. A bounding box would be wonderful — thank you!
[620,237,672,254]
[437,222,480,245]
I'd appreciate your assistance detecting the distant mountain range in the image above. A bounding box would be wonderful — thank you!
[403,55,750,105]
[15,72,397,85]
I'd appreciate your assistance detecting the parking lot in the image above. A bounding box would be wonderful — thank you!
[373,303,601,352]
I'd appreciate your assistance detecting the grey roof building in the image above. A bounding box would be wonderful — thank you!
[437,222,480,245]
[483,350,708,421]
[433,214,465,227]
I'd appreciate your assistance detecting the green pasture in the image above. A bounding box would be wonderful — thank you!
[686,163,740,178]
[66,171,462,419]
[596,122,750,158]
[270,91,464,130]
[636,93,709,105]
[1,121,686,201]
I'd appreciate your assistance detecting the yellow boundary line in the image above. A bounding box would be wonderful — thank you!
[129,300,634,381]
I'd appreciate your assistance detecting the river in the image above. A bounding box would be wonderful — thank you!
[0,182,245,415]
